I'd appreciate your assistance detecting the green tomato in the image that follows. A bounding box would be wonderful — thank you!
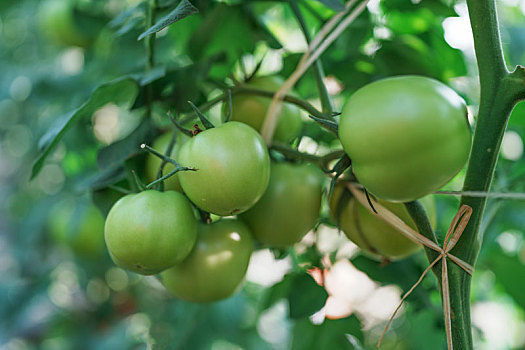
[145,132,187,192]
[48,198,105,258]
[226,76,303,143]
[240,162,324,247]
[38,0,94,48]
[161,219,254,303]
[338,75,472,202]
[104,190,197,275]
[178,121,270,216]
[330,185,437,259]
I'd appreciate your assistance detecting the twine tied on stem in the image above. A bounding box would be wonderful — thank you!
[346,184,474,350]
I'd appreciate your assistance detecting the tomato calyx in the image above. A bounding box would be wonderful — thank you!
[191,124,203,136]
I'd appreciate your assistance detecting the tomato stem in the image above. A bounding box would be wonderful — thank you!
[270,142,344,173]
[180,87,331,126]
[289,0,335,114]
[168,111,194,137]
[140,144,196,189]
[404,0,525,348]
[144,0,158,119]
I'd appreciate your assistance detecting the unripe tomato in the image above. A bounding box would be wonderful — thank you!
[145,132,186,192]
[240,162,324,247]
[104,190,197,275]
[338,76,471,202]
[226,76,303,143]
[161,219,254,303]
[330,185,437,259]
[48,198,105,258]
[178,121,270,216]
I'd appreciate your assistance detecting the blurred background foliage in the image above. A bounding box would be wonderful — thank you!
[1,0,525,349]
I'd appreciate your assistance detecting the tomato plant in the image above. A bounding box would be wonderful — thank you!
[240,161,324,247]
[178,121,270,216]
[226,76,303,143]
[18,0,525,347]
[104,190,197,275]
[338,76,472,202]
[161,218,254,303]
[331,185,437,259]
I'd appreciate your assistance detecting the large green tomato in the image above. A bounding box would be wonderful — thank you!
[338,76,472,202]
[240,162,324,247]
[161,219,254,303]
[178,121,270,216]
[48,198,105,258]
[104,190,197,275]
[226,76,303,143]
[330,185,437,259]
[38,0,94,48]
[145,132,186,192]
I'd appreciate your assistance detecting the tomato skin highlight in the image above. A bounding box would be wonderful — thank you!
[178,121,270,216]
[226,76,303,143]
[104,190,197,275]
[240,162,324,248]
[330,185,437,259]
[338,75,472,202]
[161,219,254,303]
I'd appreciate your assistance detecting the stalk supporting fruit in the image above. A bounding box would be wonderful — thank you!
[145,132,186,192]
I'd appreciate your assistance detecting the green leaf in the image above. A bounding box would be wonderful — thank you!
[399,309,445,350]
[77,166,127,192]
[187,4,259,78]
[259,271,327,318]
[291,316,364,350]
[260,274,293,312]
[287,273,328,319]
[489,249,525,310]
[138,0,199,40]
[31,78,139,180]
[351,255,435,310]
[109,2,146,28]
[314,0,344,12]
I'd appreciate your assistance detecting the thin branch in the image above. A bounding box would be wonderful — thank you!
[289,0,334,114]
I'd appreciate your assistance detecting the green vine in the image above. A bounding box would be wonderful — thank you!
[289,0,334,114]
[145,0,158,118]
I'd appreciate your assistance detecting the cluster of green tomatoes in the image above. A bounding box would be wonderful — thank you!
[101,75,471,303]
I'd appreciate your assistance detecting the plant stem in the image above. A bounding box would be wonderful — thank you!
[186,86,330,123]
[448,0,513,348]
[289,0,335,114]
[271,142,344,171]
[145,0,158,118]
[402,1,525,348]
[404,201,441,279]
[403,0,525,348]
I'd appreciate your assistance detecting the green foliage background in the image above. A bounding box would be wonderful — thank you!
[1,0,525,349]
